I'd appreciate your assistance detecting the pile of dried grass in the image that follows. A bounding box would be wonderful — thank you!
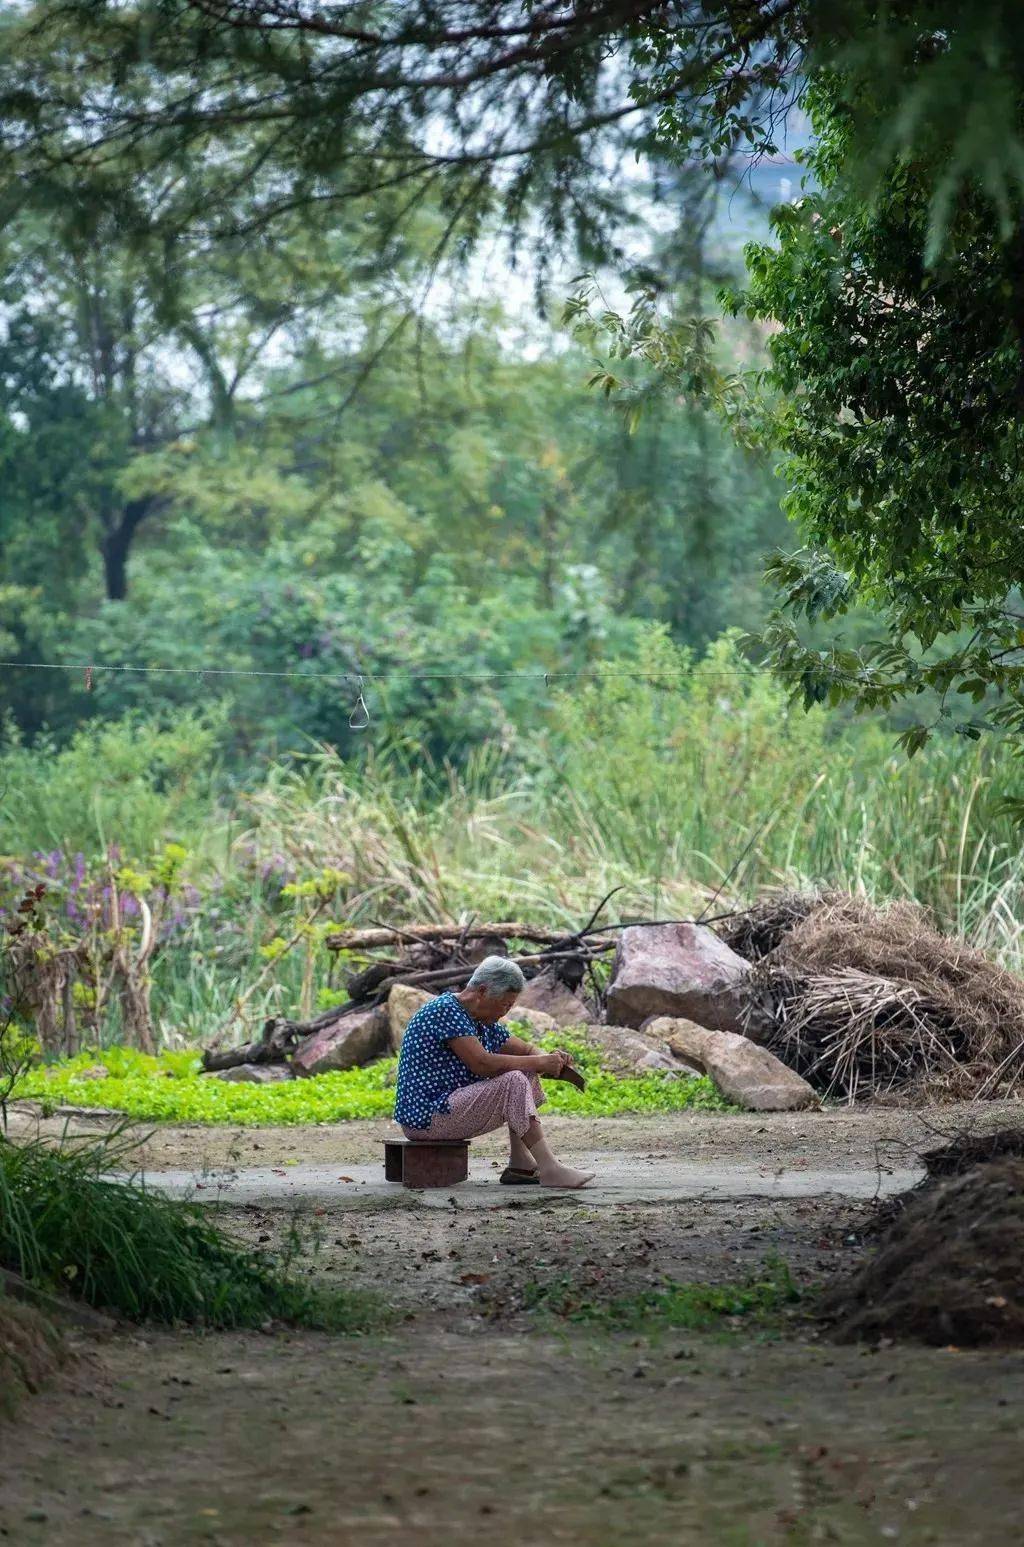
[716,888,842,962]
[740,894,1024,1101]
[826,1159,1024,1346]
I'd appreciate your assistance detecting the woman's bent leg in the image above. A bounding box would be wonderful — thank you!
[403,1070,545,1142]
[507,1126,536,1170]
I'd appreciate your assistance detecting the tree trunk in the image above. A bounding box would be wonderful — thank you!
[116,964,155,1054]
[101,497,155,601]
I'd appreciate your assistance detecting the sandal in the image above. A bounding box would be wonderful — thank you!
[499,1166,540,1186]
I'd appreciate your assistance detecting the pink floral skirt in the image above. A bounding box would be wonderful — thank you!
[402,1070,545,1141]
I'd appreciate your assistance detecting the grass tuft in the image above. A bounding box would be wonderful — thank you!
[0,1131,384,1330]
[521,1258,800,1332]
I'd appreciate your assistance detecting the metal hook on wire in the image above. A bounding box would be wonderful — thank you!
[349,674,370,731]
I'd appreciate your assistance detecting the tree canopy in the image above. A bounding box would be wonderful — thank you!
[732,81,1024,751]
[6,1,1024,271]
[5,2,1024,755]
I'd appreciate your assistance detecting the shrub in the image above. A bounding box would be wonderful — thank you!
[0,711,223,860]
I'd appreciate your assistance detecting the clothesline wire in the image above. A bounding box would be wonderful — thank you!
[0,657,880,687]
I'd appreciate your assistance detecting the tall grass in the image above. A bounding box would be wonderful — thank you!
[241,634,1024,962]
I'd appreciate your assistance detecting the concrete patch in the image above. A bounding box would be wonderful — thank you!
[127,1154,923,1209]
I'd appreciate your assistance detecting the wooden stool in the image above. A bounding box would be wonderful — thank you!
[383,1139,470,1188]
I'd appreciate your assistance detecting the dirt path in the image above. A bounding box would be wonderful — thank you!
[4,1321,1022,1546]
[3,1103,1022,1545]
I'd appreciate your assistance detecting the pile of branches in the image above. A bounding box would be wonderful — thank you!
[203,902,619,1071]
[731,893,1024,1102]
[323,917,614,1003]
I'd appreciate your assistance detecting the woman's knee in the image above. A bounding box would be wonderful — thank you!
[497,1069,534,1109]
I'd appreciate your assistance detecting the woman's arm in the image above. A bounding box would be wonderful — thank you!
[503,1032,537,1057]
[505,1031,577,1066]
[447,1036,563,1079]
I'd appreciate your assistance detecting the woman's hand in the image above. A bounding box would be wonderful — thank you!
[536,1051,567,1077]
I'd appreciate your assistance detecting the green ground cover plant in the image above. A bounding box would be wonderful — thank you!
[13,1037,732,1125]
[0,1128,384,1329]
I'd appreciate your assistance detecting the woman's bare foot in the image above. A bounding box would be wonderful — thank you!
[522,1124,594,1189]
[536,1161,595,1189]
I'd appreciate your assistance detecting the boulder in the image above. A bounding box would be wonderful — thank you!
[504,1005,557,1038]
[648,1016,816,1111]
[77,1064,110,1081]
[606,923,752,1033]
[388,984,434,1051]
[579,1023,680,1077]
[515,970,591,1028]
[291,1005,389,1077]
[205,1062,294,1084]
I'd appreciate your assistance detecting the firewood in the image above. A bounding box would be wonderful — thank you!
[374,946,612,996]
[326,922,573,952]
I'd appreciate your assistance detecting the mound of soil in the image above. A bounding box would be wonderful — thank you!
[827,1159,1024,1346]
[0,1297,65,1419]
[922,1128,1024,1177]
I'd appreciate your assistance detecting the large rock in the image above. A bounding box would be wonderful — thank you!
[205,1062,294,1084]
[648,1016,816,1111]
[505,1005,557,1038]
[606,923,752,1033]
[78,1064,110,1081]
[515,971,591,1028]
[291,1005,389,1077]
[388,984,434,1051]
[579,1023,680,1076]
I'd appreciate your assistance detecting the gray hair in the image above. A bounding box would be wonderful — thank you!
[466,955,526,998]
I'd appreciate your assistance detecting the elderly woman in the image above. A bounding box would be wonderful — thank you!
[394,956,594,1189]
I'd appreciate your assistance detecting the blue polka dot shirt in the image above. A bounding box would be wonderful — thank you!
[394,991,511,1129]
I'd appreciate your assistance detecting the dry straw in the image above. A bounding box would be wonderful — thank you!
[730,893,1024,1102]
